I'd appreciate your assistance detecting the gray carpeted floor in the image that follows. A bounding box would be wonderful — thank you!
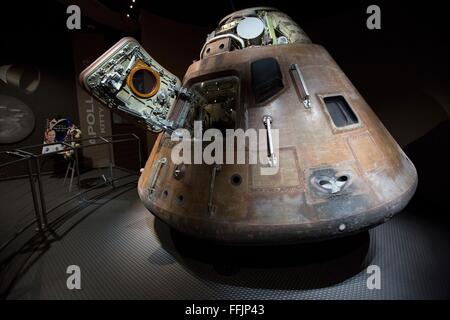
[1,174,450,299]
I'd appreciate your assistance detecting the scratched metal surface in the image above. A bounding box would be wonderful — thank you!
[3,185,450,300]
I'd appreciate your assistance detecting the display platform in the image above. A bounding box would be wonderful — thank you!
[1,180,449,299]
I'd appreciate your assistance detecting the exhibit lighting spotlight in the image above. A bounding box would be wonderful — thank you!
[0,64,40,95]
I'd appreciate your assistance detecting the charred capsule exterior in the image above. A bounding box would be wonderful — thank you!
[81,8,418,244]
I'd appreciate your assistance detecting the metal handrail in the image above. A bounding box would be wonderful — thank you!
[0,151,29,169]
[0,133,142,254]
[9,133,140,157]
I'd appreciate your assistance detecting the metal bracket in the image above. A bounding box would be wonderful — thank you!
[263,115,277,167]
[289,63,311,108]
[173,163,186,180]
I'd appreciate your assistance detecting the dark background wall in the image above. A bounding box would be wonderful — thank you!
[0,1,79,149]
[140,11,210,79]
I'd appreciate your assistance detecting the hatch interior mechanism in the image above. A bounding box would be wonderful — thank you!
[81,38,184,133]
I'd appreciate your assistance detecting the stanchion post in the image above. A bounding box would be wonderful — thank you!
[33,155,48,229]
[26,157,44,233]
[74,147,81,190]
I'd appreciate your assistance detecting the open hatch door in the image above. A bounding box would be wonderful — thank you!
[79,37,183,133]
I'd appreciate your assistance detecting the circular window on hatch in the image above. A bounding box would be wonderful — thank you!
[127,60,160,98]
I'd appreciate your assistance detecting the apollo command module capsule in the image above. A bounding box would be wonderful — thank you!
[80,7,418,244]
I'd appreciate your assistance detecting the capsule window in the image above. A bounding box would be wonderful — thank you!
[323,96,358,127]
[127,59,160,98]
[251,58,283,103]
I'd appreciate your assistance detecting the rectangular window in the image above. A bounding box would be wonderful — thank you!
[323,96,358,127]
[251,58,283,103]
